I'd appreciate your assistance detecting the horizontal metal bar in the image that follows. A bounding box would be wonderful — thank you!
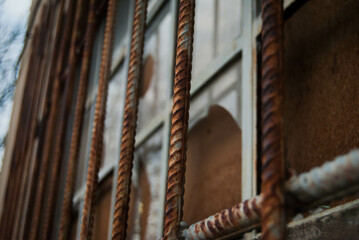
[181,196,262,240]
[181,149,359,239]
[286,149,359,203]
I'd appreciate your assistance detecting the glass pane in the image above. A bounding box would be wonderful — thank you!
[103,63,127,167]
[112,0,131,63]
[128,129,163,239]
[192,0,241,78]
[137,11,172,132]
[75,103,96,192]
[86,20,105,107]
[190,59,241,127]
[216,0,242,55]
[68,211,79,240]
[184,106,242,224]
[93,175,113,239]
[192,0,215,77]
[148,0,159,14]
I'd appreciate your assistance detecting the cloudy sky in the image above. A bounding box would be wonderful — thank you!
[0,0,31,167]
[3,0,31,22]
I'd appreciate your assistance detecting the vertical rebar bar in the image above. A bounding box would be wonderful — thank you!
[111,0,148,239]
[28,1,77,239]
[0,24,41,239]
[58,0,97,239]
[163,0,195,239]
[2,4,53,237]
[79,0,117,238]
[12,4,57,239]
[21,1,67,238]
[40,0,87,239]
[260,0,286,239]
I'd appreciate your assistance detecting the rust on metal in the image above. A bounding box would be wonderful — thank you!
[58,0,97,239]
[182,196,262,240]
[180,148,359,239]
[80,0,117,238]
[163,0,195,239]
[111,0,148,239]
[21,1,67,238]
[1,4,53,238]
[40,0,87,239]
[12,4,57,239]
[0,30,38,239]
[0,23,42,240]
[286,149,359,203]
[260,0,286,239]
[28,1,77,239]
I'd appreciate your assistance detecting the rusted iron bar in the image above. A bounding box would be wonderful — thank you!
[40,1,87,240]
[182,196,262,240]
[80,0,117,239]
[0,27,39,238]
[0,24,42,240]
[286,149,359,203]
[12,4,57,239]
[21,1,67,239]
[181,149,359,239]
[2,4,52,237]
[111,0,148,239]
[58,0,97,239]
[162,0,195,239]
[260,0,286,239]
[28,1,77,239]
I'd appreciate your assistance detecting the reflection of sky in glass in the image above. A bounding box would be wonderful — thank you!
[137,12,171,132]
[147,0,158,14]
[192,0,215,77]
[75,23,105,191]
[76,103,96,192]
[131,129,163,239]
[0,0,31,166]
[190,60,241,128]
[192,0,241,77]
[112,0,130,64]
[103,64,127,167]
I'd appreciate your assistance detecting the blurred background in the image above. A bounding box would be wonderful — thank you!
[0,0,31,167]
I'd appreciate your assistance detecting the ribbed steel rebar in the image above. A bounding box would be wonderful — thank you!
[29,2,77,239]
[182,196,262,240]
[182,149,359,239]
[163,0,195,239]
[58,0,96,239]
[111,0,148,239]
[286,149,359,203]
[0,23,42,240]
[12,4,56,239]
[40,0,86,239]
[80,0,117,239]
[260,0,285,239]
[5,5,53,238]
[21,1,66,238]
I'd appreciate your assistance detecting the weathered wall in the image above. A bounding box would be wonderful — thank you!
[93,174,113,239]
[184,106,242,224]
[283,0,359,174]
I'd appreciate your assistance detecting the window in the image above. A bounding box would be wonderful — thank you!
[184,106,242,224]
[7,0,359,239]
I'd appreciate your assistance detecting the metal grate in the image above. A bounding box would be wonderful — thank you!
[1,1,358,240]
